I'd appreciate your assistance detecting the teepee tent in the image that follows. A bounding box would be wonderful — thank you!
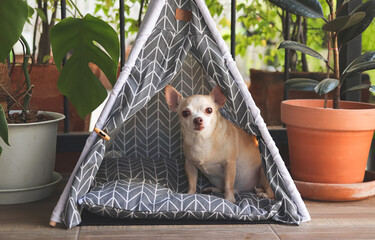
[50,0,310,228]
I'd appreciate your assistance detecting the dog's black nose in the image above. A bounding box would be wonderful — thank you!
[193,117,203,126]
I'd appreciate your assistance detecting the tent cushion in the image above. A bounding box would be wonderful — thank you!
[78,157,284,222]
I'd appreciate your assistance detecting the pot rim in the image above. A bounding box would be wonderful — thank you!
[281,99,375,131]
[7,110,65,127]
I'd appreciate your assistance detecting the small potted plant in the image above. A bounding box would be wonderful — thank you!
[0,0,119,204]
[266,0,375,201]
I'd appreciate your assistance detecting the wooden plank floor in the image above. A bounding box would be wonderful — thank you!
[1,177,375,240]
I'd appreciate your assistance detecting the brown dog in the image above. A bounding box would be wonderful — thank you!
[165,85,274,202]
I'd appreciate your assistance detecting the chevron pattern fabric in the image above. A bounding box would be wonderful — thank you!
[80,157,280,222]
[60,0,304,228]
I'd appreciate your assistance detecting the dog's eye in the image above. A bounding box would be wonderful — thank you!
[182,110,190,118]
[205,107,213,114]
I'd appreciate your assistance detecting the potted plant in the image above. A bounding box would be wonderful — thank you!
[0,0,119,204]
[10,1,94,132]
[234,0,339,126]
[267,0,375,200]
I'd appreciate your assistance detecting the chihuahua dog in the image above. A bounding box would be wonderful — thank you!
[165,85,274,203]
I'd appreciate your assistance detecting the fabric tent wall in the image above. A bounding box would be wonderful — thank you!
[50,0,310,228]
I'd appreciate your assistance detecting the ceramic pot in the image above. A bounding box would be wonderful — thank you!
[281,99,375,184]
[10,64,90,132]
[0,111,65,189]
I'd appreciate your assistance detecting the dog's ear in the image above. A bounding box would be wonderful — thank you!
[165,85,183,112]
[210,85,226,108]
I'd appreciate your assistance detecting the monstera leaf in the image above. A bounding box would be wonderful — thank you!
[0,0,28,62]
[338,0,375,45]
[51,14,119,118]
[267,0,324,18]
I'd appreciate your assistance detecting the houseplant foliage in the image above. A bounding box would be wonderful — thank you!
[268,0,375,198]
[50,12,119,118]
[0,0,28,155]
[0,0,119,154]
[270,0,375,108]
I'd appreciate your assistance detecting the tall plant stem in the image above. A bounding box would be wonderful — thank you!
[332,32,340,109]
[328,0,340,109]
[20,35,32,117]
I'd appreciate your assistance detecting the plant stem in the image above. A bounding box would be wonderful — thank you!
[332,32,340,109]
[328,0,340,109]
[20,35,32,117]
[68,0,83,18]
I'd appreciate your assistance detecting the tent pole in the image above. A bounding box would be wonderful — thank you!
[283,11,290,100]
[60,0,70,133]
[230,0,236,59]
[120,0,126,68]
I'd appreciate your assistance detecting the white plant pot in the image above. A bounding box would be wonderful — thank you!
[0,111,64,203]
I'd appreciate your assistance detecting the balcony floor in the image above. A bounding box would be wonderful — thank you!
[1,176,375,240]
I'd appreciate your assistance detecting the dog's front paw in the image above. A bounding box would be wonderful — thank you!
[255,186,269,199]
[225,193,236,203]
[187,188,196,195]
[202,187,222,193]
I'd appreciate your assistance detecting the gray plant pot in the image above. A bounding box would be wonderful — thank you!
[0,111,65,204]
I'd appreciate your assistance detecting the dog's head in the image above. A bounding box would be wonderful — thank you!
[165,85,226,134]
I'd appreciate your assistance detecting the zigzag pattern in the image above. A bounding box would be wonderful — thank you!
[61,0,304,228]
[81,157,279,222]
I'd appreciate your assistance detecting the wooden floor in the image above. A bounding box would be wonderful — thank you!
[1,177,375,240]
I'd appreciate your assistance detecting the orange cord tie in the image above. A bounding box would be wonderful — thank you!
[94,127,110,141]
[252,135,259,147]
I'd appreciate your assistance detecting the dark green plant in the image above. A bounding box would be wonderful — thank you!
[0,0,119,155]
[268,0,375,109]
[50,11,119,118]
[0,0,29,155]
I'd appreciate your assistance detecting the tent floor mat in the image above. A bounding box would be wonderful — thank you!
[80,210,275,226]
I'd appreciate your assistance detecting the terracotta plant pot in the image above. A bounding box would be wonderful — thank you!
[281,99,375,184]
[249,69,370,126]
[294,171,375,201]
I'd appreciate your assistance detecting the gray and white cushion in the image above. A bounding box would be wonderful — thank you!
[79,157,281,222]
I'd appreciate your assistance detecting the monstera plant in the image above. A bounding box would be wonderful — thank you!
[0,0,119,155]
[268,0,375,201]
[0,0,28,155]
[50,12,119,118]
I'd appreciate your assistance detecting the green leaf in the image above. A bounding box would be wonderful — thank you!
[51,14,119,118]
[322,12,365,32]
[278,41,328,62]
[42,55,51,64]
[314,78,339,95]
[284,78,319,92]
[0,105,9,147]
[35,8,47,23]
[27,5,35,23]
[267,0,324,18]
[343,51,375,75]
[342,83,371,94]
[338,0,375,45]
[0,0,28,62]
[341,61,375,81]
